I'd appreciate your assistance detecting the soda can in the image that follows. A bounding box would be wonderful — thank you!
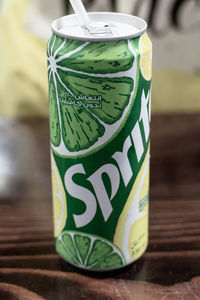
[47,12,152,271]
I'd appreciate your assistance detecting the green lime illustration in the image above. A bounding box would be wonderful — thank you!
[56,230,125,270]
[58,40,135,74]
[47,36,138,155]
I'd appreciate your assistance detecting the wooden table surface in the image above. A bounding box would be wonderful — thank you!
[0,114,200,300]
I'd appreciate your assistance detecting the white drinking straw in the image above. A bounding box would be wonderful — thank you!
[69,0,90,27]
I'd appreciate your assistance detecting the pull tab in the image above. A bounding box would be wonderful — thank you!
[84,22,115,36]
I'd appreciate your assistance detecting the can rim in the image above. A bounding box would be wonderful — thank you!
[52,12,147,41]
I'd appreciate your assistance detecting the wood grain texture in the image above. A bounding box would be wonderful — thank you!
[0,114,200,299]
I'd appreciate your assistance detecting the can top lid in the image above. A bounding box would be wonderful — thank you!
[52,12,147,41]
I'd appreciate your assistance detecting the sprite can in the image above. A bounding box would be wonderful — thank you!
[47,12,152,271]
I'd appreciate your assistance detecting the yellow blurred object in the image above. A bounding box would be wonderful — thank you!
[152,70,200,113]
[0,0,200,117]
[0,0,48,116]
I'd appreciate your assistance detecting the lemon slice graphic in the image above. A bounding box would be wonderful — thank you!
[51,152,67,237]
[139,33,152,81]
[114,148,150,263]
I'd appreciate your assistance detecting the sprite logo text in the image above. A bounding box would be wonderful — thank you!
[64,89,151,228]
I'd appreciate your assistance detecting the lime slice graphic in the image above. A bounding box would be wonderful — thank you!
[56,231,125,270]
[49,76,61,147]
[47,36,138,156]
[51,152,67,237]
[139,33,152,81]
[58,41,135,74]
[114,148,150,263]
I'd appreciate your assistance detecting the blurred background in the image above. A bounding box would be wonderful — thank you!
[0,0,200,117]
[1,2,200,295]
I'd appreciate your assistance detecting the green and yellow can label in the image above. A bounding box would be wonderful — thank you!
[47,32,152,270]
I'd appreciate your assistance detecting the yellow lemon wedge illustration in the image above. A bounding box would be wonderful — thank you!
[114,148,150,263]
[51,152,67,237]
[139,33,152,81]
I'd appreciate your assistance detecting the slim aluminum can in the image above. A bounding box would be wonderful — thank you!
[47,12,152,271]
